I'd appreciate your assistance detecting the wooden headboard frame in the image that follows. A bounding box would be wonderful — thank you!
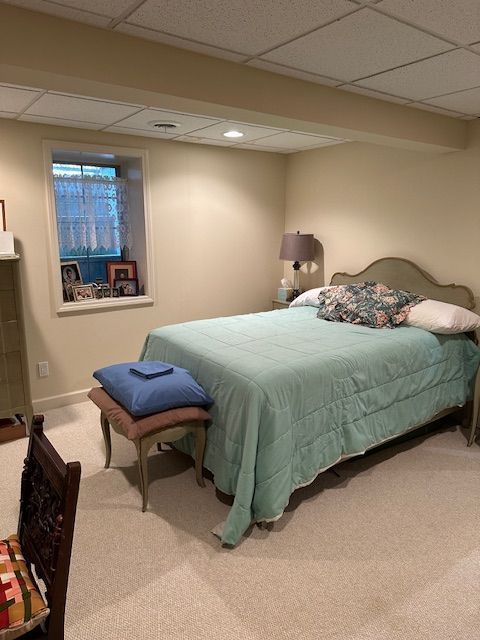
[330,257,475,310]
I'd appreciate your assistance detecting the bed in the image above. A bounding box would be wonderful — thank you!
[140,258,480,545]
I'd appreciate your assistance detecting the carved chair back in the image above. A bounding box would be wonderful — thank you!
[17,415,81,640]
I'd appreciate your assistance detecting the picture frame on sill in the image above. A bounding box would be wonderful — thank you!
[63,283,75,302]
[72,284,94,302]
[114,278,138,297]
[106,260,137,288]
[61,261,82,286]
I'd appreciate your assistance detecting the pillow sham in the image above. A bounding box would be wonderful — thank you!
[289,286,332,308]
[317,281,425,329]
[93,361,213,416]
[403,299,480,334]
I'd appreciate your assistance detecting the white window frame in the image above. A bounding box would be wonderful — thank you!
[43,140,155,315]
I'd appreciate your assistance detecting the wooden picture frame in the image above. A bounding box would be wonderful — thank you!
[72,284,94,302]
[114,277,138,296]
[0,200,6,231]
[106,260,137,287]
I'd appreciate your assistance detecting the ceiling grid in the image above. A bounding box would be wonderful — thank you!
[1,0,479,150]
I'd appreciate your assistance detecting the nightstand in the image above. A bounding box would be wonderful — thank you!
[272,299,290,310]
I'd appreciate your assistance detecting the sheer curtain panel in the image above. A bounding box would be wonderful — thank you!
[53,174,130,257]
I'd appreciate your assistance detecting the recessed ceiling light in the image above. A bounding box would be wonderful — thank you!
[223,130,244,138]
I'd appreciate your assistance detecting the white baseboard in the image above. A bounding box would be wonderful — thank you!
[33,388,91,412]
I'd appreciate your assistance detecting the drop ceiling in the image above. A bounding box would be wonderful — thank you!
[1,0,480,151]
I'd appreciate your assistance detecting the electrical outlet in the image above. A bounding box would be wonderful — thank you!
[38,361,49,377]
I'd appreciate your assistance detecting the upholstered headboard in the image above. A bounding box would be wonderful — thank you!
[330,257,475,310]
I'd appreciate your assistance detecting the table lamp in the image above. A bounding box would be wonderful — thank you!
[279,231,314,299]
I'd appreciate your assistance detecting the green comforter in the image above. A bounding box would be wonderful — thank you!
[140,307,480,545]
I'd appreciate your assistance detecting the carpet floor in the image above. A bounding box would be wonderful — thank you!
[1,402,479,640]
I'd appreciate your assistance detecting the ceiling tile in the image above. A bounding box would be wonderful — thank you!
[340,84,409,103]
[115,23,247,62]
[113,108,220,135]
[251,131,341,149]
[18,114,104,129]
[377,0,480,45]
[246,60,342,86]
[421,86,480,116]
[359,49,480,100]
[0,85,42,113]
[183,121,281,142]
[2,0,112,26]
[173,135,233,146]
[261,8,450,82]
[126,0,356,56]
[104,126,178,139]
[24,93,141,124]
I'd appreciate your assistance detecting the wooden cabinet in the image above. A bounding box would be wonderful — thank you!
[0,256,32,439]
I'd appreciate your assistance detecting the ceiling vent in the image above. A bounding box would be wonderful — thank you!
[149,121,181,132]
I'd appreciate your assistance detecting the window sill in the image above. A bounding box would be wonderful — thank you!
[57,295,154,315]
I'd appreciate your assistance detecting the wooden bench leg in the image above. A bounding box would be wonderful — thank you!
[194,424,206,488]
[135,439,149,512]
[100,412,112,469]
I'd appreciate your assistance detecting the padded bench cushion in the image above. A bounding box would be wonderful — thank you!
[0,535,49,640]
[88,387,211,440]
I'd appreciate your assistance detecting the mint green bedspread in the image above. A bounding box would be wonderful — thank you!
[140,307,480,545]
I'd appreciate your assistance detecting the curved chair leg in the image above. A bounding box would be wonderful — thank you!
[194,424,206,488]
[100,412,112,468]
[135,439,150,512]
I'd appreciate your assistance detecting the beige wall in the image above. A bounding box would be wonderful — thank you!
[285,121,480,300]
[0,119,286,407]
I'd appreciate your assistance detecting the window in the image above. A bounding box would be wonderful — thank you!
[44,142,153,313]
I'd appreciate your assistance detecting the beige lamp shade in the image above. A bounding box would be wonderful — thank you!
[279,232,314,262]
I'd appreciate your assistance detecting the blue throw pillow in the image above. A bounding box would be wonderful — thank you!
[93,361,213,416]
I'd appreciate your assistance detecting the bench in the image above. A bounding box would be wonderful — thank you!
[88,387,210,511]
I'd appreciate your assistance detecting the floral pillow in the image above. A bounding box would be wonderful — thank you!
[317,281,425,329]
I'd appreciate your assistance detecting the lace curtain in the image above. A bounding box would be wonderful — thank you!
[53,174,130,256]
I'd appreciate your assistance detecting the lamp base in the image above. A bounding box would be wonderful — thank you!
[292,261,301,299]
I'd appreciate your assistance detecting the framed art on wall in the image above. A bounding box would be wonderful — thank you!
[106,261,137,287]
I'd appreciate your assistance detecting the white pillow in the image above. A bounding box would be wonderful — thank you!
[289,286,333,308]
[403,299,480,334]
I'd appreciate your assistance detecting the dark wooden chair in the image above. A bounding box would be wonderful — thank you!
[18,415,81,640]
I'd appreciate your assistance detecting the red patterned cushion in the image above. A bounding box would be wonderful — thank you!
[0,535,49,640]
